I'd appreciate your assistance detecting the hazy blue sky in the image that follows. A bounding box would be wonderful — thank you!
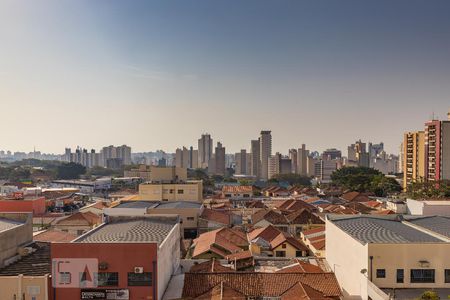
[1,0,449,155]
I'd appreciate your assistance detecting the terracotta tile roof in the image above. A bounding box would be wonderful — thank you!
[374,209,395,215]
[277,260,324,273]
[226,250,253,261]
[252,209,289,225]
[194,283,246,299]
[278,200,316,212]
[222,185,253,194]
[286,209,324,225]
[55,211,101,226]
[182,273,341,298]
[200,209,231,225]
[34,229,76,243]
[341,192,370,202]
[249,226,308,251]
[302,227,325,236]
[192,228,249,258]
[364,201,383,208]
[190,260,235,273]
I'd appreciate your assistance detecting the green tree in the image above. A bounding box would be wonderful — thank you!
[418,290,439,300]
[56,163,86,179]
[371,175,402,197]
[331,167,382,192]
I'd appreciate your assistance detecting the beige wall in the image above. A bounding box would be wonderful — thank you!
[326,218,368,300]
[0,275,49,300]
[369,243,450,289]
[138,181,202,202]
[146,207,201,230]
[403,131,425,190]
[150,166,187,182]
[272,242,305,258]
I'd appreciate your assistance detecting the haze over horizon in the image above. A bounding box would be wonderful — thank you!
[1,0,450,155]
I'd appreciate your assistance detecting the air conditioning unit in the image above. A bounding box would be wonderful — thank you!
[134,267,144,274]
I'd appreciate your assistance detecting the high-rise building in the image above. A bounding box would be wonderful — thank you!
[250,139,261,178]
[198,134,213,168]
[268,153,292,179]
[260,131,272,180]
[425,116,450,183]
[175,146,198,169]
[297,144,309,176]
[289,149,298,174]
[403,131,425,190]
[212,142,226,175]
[235,149,247,175]
[322,148,342,161]
[348,140,369,167]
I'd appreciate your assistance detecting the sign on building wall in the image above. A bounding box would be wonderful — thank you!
[81,289,129,300]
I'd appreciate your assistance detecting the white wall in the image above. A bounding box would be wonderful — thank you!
[406,199,424,215]
[326,218,368,300]
[157,223,180,300]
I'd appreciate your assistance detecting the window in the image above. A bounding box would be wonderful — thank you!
[376,269,386,278]
[275,251,286,257]
[396,269,404,283]
[169,189,174,194]
[59,272,71,284]
[295,251,303,257]
[128,272,152,286]
[177,189,184,194]
[445,269,450,283]
[410,269,435,283]
[96,272,119,287]
[281,243,286,249]
[186,217,195,221]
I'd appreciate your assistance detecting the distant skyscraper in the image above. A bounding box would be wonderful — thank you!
[235,149,247,175]
[297,144,309,176]
[198,134,213,168]
[289,149,298,174]
[250,139,261,178]
[213,142,226,176]
[268,152,292,179]
[348,140,369,167]
[322,148,342,161]
[260,131,272,180]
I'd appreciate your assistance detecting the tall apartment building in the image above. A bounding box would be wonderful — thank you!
[289,149,298,174]
[348,140,369,167]
[198,134,213,168]
[210,142,225,175]
[101,145,132,167]
[403,131,425,190]
[319,159,338,183]
[297,144,309,176]
[175,146,199,169]
[250,139,261,178]
[322,148,342,161]
[260,131,272,180]
[268,153,292,179]
[235,149,248,175]
[425,116,450,183]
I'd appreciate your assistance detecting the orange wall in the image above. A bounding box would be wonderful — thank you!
[51,243,158,300]
[0,197,46,215]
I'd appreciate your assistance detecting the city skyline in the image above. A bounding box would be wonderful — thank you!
[1,1,450,154]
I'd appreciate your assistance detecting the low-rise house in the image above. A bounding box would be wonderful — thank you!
[251,209,289,231]
[221,185,254,200]
[386,199,407,214]
[285,208,325,236]
[52,211,101,236]
[340,191,371,203]
[198,209,234,234]
[363,200,383,210]
[189,259,234,273]
[249,225,310,258]
[191,228,249,259]
[79,200,109,215]
[262,186,290,197]
[226,250,254,270]
[181,272,342,299]
[301,226,326,257]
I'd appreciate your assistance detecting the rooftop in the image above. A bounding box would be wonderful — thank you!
[0,217,24,232]
[33,229,76,243]
[153,201,202,209]
[0,242,50,276]
[328,215,445,244]
[114,201,159,209]
[405,216,450,239]
[75,215,179,244]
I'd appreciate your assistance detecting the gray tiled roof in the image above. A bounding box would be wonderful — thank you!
[114,201,160,209]
[330,216,443,244]
[154,201,202,209]
[0,218,24,232]
[0,242,50,276]
[405,216,450,238]
[76,216,178,244]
